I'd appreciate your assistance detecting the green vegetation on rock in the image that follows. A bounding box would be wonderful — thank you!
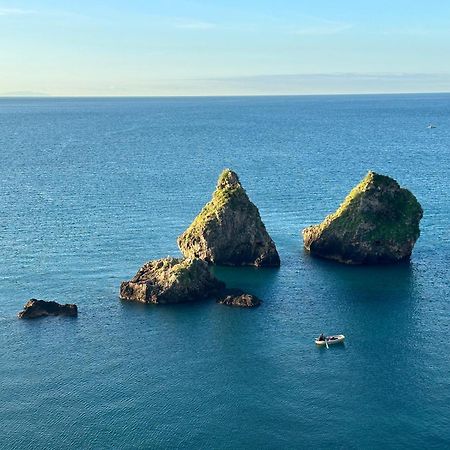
[182,170,247,233]
[178,169,280,267]
[302,171,423,264]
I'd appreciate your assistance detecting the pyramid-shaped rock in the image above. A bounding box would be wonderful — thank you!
[178,169,280,267]
[302,171,423,264]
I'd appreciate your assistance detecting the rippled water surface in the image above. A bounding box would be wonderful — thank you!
[0,95,449,449]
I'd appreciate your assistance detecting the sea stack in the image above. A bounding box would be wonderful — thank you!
[120,257,225,304]
[302,171,423,264]
[18,299,78,319]
[177,169,280,267]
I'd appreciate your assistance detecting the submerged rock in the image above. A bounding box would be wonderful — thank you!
[178,169,280,267]
[120,257,225,304]
[217,289,261,308]
[302,171,423,264]
[18,299,78,319]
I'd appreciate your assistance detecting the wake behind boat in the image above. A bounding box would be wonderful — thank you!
[315,334,345,346]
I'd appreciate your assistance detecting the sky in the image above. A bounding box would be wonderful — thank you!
[1,0,450,96]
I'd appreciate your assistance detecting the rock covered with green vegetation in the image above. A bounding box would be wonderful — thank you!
[302,171,423,264]
[120,257,225,304]
[177,169,280,267]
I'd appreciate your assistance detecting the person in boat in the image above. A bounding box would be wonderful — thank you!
[318,333,326,341]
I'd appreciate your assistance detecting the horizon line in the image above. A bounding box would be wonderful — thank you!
[1,90,450,99]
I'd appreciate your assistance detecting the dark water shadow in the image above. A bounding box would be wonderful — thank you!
[117,265,280,317]
[211,265,280,295]
[301,252,428,411]
[118,296,216,315]
[302,252,415,302]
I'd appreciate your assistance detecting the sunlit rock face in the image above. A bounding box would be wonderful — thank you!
[178,169,280,267]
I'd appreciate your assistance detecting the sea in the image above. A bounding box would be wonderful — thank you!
[0,94,449,449]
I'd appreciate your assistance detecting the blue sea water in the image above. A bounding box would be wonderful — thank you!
[0,94,449,449]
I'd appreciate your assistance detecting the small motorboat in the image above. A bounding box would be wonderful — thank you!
[315,334,345,346]
[427,124,436,129]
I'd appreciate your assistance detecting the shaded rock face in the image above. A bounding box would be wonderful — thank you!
[302,172,423,264]
[18,299,78,319]
[120,257,225,304]
[217,289,261,307]
[177,169,280,267]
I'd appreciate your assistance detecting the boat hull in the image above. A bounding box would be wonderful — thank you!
[315,334,345,346]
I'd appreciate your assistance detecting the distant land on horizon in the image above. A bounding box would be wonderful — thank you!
[2,73,450,98]
[1,91,449,98]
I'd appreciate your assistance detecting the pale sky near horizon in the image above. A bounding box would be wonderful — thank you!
[1,0,450,96]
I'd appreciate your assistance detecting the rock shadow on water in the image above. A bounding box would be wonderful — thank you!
[211,265,280,298]
[304,254,427,419]
[303,251,424,365]
[303,251,416,302]
[118,292,215,332]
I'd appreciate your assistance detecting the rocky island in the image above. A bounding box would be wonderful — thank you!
[18,299,78,319]
[120,257,225,304]
[302,171,423,264]
[178,169,280,267]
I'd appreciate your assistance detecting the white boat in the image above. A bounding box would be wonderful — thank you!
[315,334,345,346]
[427,124,436,129]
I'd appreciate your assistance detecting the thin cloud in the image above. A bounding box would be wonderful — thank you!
[143,14,217,30]
[285,14,352,36]
[172,18,217,30]
[291,23,352,35]
[0,8,34,16]
[188,72,450,95]
[380,27,448,36]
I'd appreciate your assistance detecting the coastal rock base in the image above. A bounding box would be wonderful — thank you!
[120,257,225,304]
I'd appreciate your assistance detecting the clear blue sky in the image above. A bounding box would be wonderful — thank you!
[1,0,450,95]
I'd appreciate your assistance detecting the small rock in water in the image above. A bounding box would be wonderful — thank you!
[217,289,261,307]
[17,299,78,319]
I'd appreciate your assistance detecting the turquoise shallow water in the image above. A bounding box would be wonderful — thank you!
[0,95,449,449]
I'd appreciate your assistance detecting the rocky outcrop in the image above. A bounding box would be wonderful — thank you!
[120,257,225,304]
[18,299,78,319]
[302,171,423,264]
[178,169,280,267]
[217,289,261,307]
